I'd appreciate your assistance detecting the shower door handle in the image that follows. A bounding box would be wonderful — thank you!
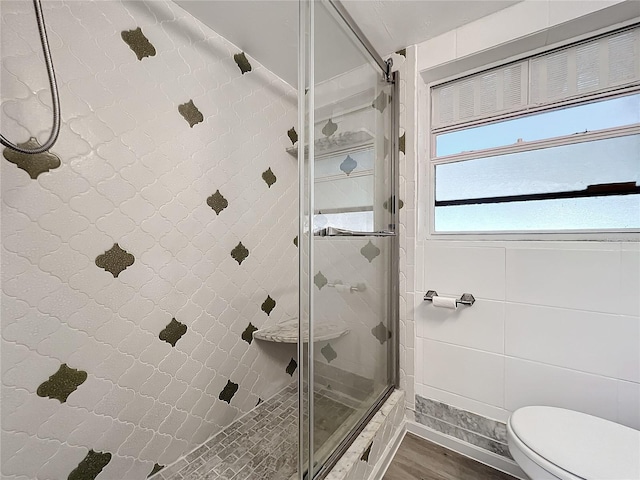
[314,227,396,237]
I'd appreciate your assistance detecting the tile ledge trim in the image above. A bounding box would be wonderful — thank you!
[325,389,405,480]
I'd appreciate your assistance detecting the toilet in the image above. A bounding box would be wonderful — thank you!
[507,406,640,480]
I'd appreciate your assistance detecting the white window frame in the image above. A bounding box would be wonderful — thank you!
[424,27,640,241]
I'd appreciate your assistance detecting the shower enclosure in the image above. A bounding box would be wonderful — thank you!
[0,0,398,478]
[298,1,399,478]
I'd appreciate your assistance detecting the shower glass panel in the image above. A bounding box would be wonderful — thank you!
[299,1,398,477]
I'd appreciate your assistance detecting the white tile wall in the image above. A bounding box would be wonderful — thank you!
[415,241,640,430]
[419,339,504,407]
[505,247,623,313]
[505,358,619,422]
[505,303,640,382]
[423,244,506,300]
[416,298,504,354]
[1,0,298,478]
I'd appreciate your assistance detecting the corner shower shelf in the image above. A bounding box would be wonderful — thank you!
[254,318,349,343]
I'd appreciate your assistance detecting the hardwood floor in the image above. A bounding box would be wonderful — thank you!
[383,433,519,480]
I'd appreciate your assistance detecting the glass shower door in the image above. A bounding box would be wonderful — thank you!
[298,1,398,477]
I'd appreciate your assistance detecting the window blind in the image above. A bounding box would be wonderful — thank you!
[432,26,640,130]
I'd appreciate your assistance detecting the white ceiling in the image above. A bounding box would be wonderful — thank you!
[175,0,522,86]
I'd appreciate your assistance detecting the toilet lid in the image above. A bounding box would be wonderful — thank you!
[510,407,640,480]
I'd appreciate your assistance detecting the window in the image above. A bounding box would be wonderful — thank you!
[429,27,640,234]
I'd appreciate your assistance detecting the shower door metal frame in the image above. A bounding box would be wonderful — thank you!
[300,1,401,477]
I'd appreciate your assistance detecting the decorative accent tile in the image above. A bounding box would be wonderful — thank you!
[256,397,263,406]
[314,271,328,290]
[3,138,61,179]
[286,358,297,376]
[372,91,390,113]
[148,464,164,478]
[399,132,406,154]
[159,318,187,347]
[178,100,204,128]
[415,395,508,444]
[68,450,112,480]
[233,52,252,74]
[230,242,249,265]
[415,411,512,459]
[218,380,238,404]
[293,236,298,247]
[95,243,135,278]
[241,323,258,344]
[322,119,338,137]
[360,241,381,263]
[261,295,276,316]
[37,364,88,403]
[360,442,372,462]
[371,322,391,345]
[206,190,228,215]
[321,343,337,363]
[383,195,404,213]
[121,27,156,60]
[287,127,298,145]
[262,167,276,188]
[396,48,407,57]
[340,155,357,175]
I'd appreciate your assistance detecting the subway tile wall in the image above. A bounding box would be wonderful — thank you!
[415,241,640,434]
[1,1,299,478]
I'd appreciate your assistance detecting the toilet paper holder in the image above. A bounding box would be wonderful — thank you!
[424,290,475,306]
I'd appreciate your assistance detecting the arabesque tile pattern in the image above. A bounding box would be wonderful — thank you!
[1,0,298,478]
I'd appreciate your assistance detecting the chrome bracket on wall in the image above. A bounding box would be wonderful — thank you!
[384,58,393,83]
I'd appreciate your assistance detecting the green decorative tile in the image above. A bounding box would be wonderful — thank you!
[261,295,276,316]
[320,343,337,363]
[121,27,156,61]
[383,195,404,213]
[287,127,298,145]
[360,241,381,263]
[322,119,337,137]
[339,155,357,176]
[178,100,204,128]
[396,48,407,57]
[372,91,390,113]
[148,464,164,478]
[262,167,276,188]
[206,190,228,215]
[286,358,297,376]
[219,380,238,404]
[399,132,406,154]
[361,442,373,462]
[3,137,61,179]
[234,52,252,74]
[231,242,249,265]
[37,364,87,403]
[241,322,258,344]
[95,243,135,278]
[256,398,263,406]
[68,450,112,480]
[371,322,391,345]
[293,236,298,248]
[159,318,187,347]
[314,271,327,290]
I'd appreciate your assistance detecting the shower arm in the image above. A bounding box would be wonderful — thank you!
[0,0,61,155]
